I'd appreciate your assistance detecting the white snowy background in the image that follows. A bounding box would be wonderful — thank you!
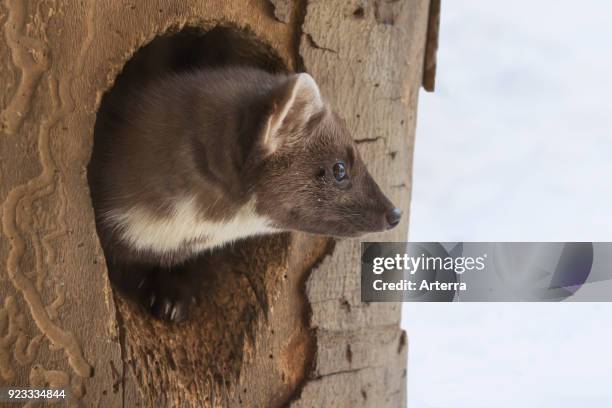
[402,1,612,407]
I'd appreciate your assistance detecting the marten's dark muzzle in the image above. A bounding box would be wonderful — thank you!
[385,207,402,229]
[361,171,401,232]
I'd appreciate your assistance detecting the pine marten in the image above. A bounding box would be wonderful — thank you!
[89,67,400,322]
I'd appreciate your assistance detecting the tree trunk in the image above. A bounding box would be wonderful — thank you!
[0,0,436,406]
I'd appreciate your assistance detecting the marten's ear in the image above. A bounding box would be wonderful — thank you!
[261,73,324,155]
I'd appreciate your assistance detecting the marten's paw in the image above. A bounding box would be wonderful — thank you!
[108,261,202,323]
[147,286,195,323]
[137,271,199,323]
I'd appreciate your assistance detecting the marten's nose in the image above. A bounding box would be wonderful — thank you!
[386,208,402,229]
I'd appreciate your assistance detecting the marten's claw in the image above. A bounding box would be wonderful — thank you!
[148,291,191,323]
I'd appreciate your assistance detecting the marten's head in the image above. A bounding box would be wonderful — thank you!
[252,73,401,237]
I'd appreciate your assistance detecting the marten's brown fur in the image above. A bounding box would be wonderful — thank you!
[89,67,400,321]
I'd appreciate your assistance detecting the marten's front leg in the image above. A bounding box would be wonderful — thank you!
[108,261,201,323]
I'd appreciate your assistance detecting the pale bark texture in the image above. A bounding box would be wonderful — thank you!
[0,0,436,407]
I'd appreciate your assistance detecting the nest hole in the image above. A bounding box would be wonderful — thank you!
[89,26,309,405]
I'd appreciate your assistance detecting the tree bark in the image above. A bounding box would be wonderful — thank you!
[0,0,435,406]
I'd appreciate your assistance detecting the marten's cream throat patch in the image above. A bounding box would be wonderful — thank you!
[105,196,276,254]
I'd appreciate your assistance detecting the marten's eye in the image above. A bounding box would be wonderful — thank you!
[333,162,347,181]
